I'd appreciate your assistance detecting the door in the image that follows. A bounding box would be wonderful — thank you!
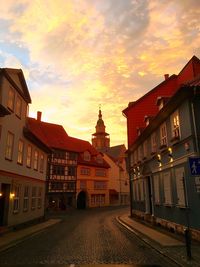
[0,184,10,226]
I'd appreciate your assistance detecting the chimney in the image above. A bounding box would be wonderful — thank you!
[37,111,42,121]
[164,74,169,80]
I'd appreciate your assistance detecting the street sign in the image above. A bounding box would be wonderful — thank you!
[188,157,200,176]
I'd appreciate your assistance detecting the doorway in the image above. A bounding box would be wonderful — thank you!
[77,191,86,209]
[0,184,10,226]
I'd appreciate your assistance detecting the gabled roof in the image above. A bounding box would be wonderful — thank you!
[26,117,99,154]
[100,144,126,161]
[0,68,31,103]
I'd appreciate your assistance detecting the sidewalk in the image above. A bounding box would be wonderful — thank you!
[0,218,61,252]
[118,213,200,267]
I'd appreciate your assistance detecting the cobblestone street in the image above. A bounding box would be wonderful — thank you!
[0,207,179,266]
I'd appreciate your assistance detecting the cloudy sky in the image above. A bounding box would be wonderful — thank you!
[0,0,199,146]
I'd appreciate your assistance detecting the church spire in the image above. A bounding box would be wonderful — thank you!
[91,106,110,150]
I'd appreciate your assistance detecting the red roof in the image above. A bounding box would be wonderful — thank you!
[26,118,99,154]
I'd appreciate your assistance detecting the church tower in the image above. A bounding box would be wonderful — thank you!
[92,107,110,150]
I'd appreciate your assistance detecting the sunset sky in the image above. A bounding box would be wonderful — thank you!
[0,0,199,147]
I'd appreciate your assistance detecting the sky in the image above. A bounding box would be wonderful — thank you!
[0,0,199,147]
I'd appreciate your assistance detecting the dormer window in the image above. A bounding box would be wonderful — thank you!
[96,154,103,164]
[144,115,154,127]
[84,151,91,161]
[137,127,144,136]
[156,96,170,111]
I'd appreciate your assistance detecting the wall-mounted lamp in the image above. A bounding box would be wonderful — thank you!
[0,193,2,197]
[184,142,190,151]
[168,147,173,162]
[157,154,162,166]
[10,193,15,199]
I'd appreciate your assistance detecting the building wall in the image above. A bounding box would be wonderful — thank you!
[103,154,129,205]
[0,72,47,227]
[77,165,109,208]
[130,92,200,239]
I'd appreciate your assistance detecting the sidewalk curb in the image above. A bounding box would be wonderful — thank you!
[116,216,184,267]
[0,219,62,253]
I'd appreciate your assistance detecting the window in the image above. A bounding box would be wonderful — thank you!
[33,150,39,170]
[16,96,22,118]
[96,154,103,163]
[7,87,15,111]
[31,187,37,209]
[23,186,29,211]
[138,145,143,161]
[95,169,106,177]
[160,123,167,147]
[52,165,65,175]
[80,167,90,175]
[151,133,157,153]
[80,180,86,189]
[171,110,180,140]
[94,181,107,189]
[91,194,105,205]
[39,154,44,173]
[163,172,172,205]
[83,151,91,161]
[5,132,14,160]
[26,145,32,167]
[68,166,76,176]
[51,182,63,190]
[153,175,160,204]
[143,140,148,159]
[53,150,66,159]
[175,167,186,207]
[68,152,77,160]
[139,179,144,201]
[37,187,42,208]
[17,139,24,164]
[66,182,75,190]
[13,184,20,213]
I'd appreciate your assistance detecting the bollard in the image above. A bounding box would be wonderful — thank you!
[184,227,192,260]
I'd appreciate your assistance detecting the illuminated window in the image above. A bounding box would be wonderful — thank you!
[171,110,180,139]
[26,145,32,168]
[7,87,15,111]
[17,139,24,164]
[33,150,39,170]
[16,96,22,118]
[5,132,14,160]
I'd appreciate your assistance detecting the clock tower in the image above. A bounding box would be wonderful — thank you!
[92,107,110,150]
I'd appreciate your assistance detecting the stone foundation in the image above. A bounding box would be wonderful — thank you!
[132,209,200,242]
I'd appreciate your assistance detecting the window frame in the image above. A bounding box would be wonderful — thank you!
[17,139,24,165]
[160,122,168,147]
[23,186,29,212]
[33,150,39,170]
[16,95,22,119]
[26,145,32,168]
[5,131,14,160]
[7,87,15,111]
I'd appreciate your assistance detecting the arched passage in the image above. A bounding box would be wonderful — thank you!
[77,191,87,209]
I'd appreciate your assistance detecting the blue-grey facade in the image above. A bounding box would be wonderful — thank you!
[128,81,200,239]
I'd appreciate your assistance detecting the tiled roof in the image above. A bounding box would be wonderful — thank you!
[26,118,100,154]
[100,144,126,161]
[184,74,200,87]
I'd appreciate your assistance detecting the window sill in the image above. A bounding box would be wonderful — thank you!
[5,157,13,162]
[176,205,186,209]
[163,203,173,207]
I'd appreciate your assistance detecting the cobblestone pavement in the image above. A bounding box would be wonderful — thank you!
[0,207,179,266]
